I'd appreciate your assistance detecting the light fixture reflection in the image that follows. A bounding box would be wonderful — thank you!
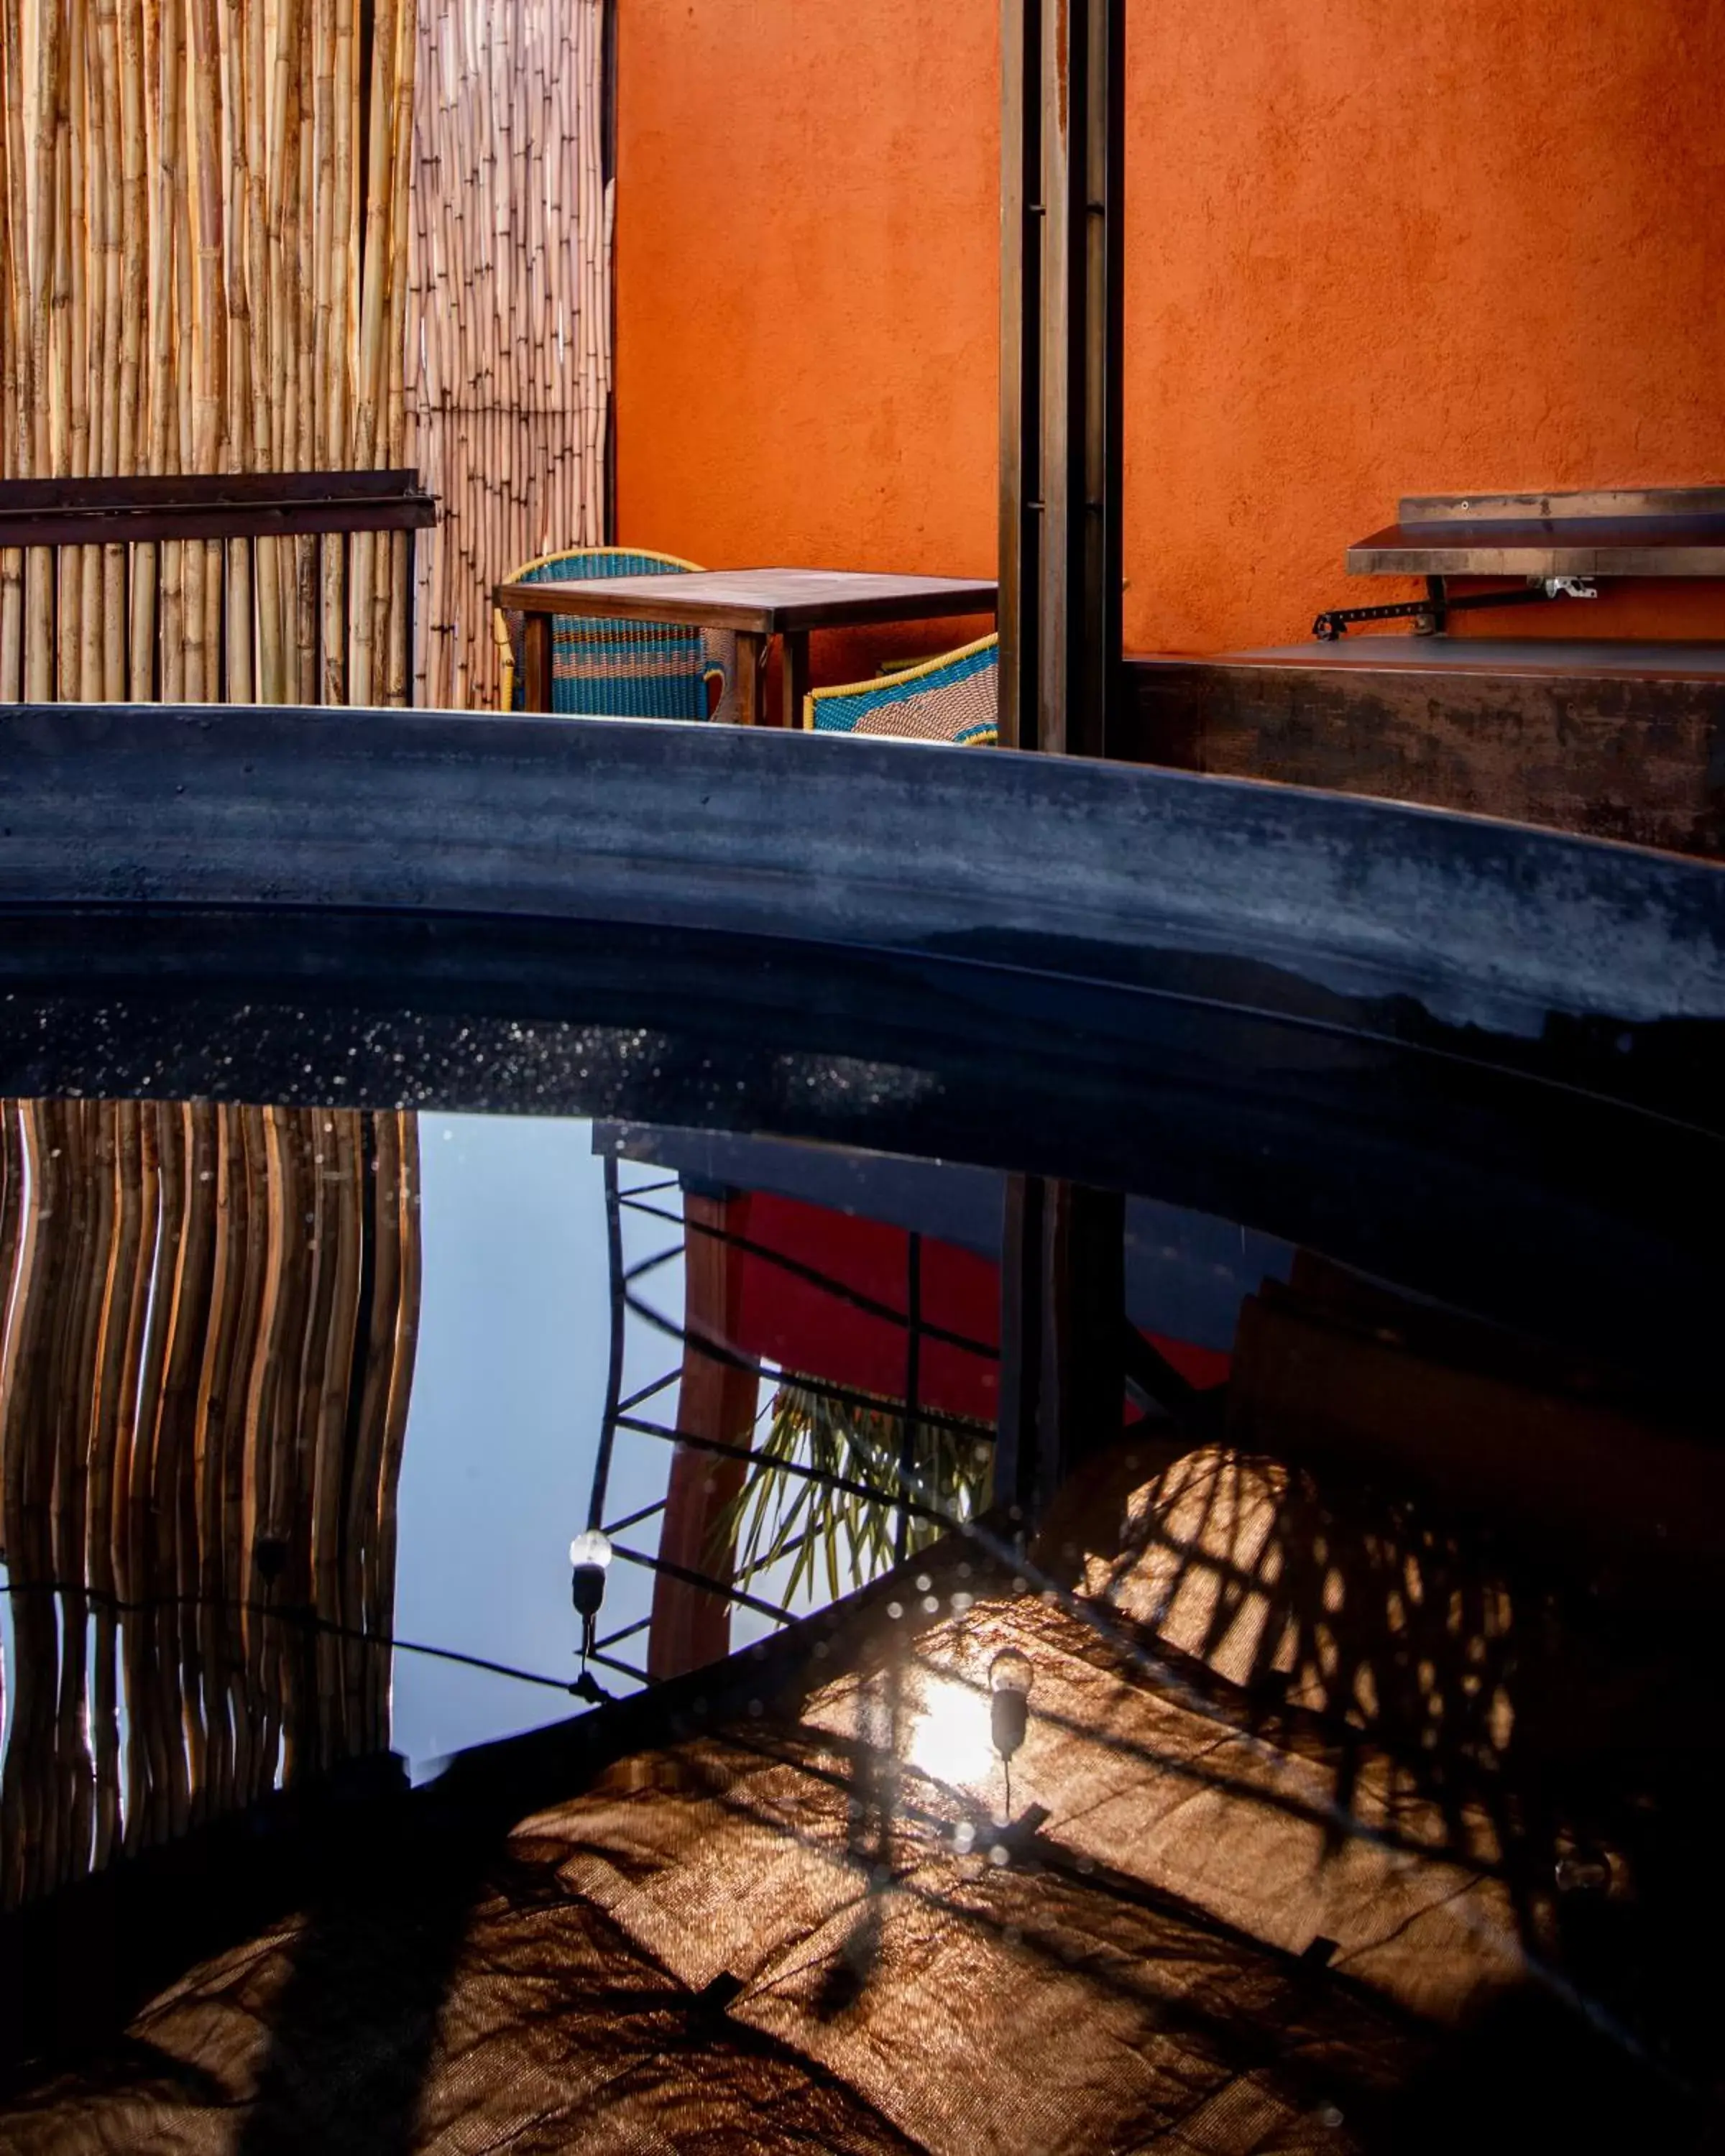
[570,1529,614,1664]
[903,1674,995,1790]
[989,1649,1034,1762]
[569,1529,614,1575]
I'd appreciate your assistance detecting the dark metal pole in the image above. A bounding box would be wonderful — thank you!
[403,522,419,708]
[999,0,1123,757]
[995,1176,1125,1526]
[895,1230,923,1562]
[998,0,1040,751]
[587,1153,628,1533]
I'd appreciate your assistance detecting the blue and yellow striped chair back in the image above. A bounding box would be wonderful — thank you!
[494,546,728,718]
[804,635,998,745]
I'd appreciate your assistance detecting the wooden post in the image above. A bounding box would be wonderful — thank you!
[779,627,809,732]
[522,606,549,711]
[735,629,765,728]
[998,0,1123,758]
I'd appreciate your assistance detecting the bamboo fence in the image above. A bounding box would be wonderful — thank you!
[0,0,418,704]
[405,0,612,709]
[0,1097,420,1907]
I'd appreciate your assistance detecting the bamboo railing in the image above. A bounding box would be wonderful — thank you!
[0,1099,420,1908]
[405,0,612,709]
[0,0,418,704]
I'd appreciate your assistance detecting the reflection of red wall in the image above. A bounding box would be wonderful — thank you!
[730,1192,1230,1421]
[734,1194,999,1423]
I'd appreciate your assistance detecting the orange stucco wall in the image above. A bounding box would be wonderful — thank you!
[616,1,1725,661]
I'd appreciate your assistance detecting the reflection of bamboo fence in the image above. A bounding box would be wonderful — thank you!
[0,0,417,704]
[0,1098,420,1908]
[406,0,612,709]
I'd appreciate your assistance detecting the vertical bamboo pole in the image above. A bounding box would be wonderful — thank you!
[203,0,228,691]
[268,0,304,694]
[222,0,254,701]
[21,0,64,701]
[292,0,315,701]
[243,0,275,699]
[148,0,183,704]
[172,0,201,701]
[347,0,396,706]
[381,0,412,704]
[49,0,77,701]
[121,0,152,697]
[70,19,104,703]
[93,0,127,698]
[260,0,303,699]
[308,0,331,700]
[189,0,226,705]
[319,0,351,701]
[0,4,21,701]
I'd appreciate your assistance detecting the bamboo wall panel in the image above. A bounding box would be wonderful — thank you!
[405,0,612,709]
[0,0,418,703]
[0,1098,420,1907]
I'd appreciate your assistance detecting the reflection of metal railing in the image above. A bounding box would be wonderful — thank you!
[584,1155,999,1683]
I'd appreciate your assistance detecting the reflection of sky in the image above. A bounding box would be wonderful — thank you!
[391,1115,678,1776]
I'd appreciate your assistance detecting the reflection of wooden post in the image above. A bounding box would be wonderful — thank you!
[646,1192,761,1680]
[996,1176,1125,1524]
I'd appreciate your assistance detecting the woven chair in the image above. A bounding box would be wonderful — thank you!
[804,634,998,745]
[493,546,736,719]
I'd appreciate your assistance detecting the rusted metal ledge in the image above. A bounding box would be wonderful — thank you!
[1347,486,1725,580]
[0,470,436,550]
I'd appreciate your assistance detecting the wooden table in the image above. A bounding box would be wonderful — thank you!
[494,567,998,728]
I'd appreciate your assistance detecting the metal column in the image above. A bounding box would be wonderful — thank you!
[996,4,1128,1518]
[999,0,1124,758]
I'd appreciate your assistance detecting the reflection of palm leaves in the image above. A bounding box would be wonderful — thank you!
[717,1380,994,1606]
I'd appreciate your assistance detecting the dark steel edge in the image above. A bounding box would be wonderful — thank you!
[0,703,1720,1034]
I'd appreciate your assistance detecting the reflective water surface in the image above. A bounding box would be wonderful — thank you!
[0,913,1717,2152]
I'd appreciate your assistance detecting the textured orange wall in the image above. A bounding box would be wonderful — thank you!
[617,1,1725,658]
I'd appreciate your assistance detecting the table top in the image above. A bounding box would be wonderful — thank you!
[494,566,998,634]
